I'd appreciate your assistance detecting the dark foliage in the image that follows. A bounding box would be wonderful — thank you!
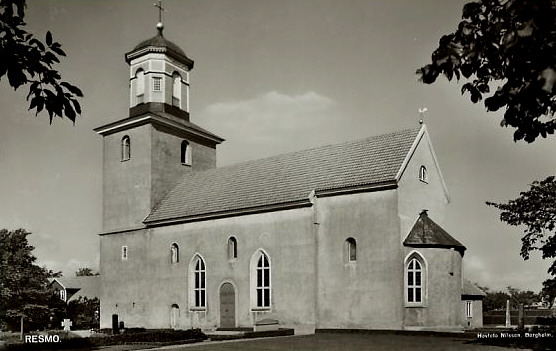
[418,0,556,143]
[108,328,207,343]
[487,176,556,278]
[0,229,62,331]
[75,267,98,276]
[541,278,556,308]
[480,285,543,311]
[0,0,83,123]
[66,297,99,330]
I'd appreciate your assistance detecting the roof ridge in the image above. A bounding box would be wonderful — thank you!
[198,126,422,174]
[145,125,423,224]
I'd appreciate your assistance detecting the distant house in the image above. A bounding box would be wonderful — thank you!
[50,276,100,303]
[461,280,486,329]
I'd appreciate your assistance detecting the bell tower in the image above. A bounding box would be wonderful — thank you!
[126,22,193,114]
[95,20,224,233]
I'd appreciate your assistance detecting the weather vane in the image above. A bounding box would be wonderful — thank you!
[154,0,166,25]
[418,107,428,125]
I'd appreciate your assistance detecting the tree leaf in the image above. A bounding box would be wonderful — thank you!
[46,31,52,46]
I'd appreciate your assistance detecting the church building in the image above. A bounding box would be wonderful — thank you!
[95,21,473,333]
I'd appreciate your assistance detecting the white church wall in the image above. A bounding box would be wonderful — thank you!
[397,129,450,241]
[315,189,405,330]
[402,247,463,330]
[99,206,317,330]
[102,125,153,232]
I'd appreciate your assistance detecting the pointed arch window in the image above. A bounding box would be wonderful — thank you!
[251,251,271,309]
[136,69,145,104]
[189,255,206,309]
[121,136,130,161]
[181,140,191,165]
[345,237,356,262]
[405,253,426,306]
[172,72,181,107]
[171,243,179,264]
[419,165,428,183]
[228,237,237,260]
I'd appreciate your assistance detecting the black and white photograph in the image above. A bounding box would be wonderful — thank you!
[1,0,555,350]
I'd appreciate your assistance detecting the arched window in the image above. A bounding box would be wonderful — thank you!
[121,136,130,161]
[181,140,191,165]
[171,243,179,264]
[251,251,271,308]
[228,237,237,260]
[121,245,128,260]
[345,237,356,262]
[60,289,66,301]
[172,72,181,107]
[405,252,426,306]
[419,165,428,183]
[189,255,206,308]
[136,69,145,103]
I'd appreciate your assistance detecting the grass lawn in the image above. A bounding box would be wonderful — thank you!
[144,332,533,351]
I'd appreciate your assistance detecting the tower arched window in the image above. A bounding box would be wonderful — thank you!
[181,140,191,165]
[405,252,426,306]
[171,243,179,264]
[251,251,271,309]
[172,72,181,107]
[121,136,130,161]
[136,69,145,104]
[189,255,206,309]
[345,237,356,262]
[419,165,428,183]
[228,237,237,260]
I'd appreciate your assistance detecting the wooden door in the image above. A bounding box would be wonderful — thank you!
[170,304,179,329]
[219,283,235,328]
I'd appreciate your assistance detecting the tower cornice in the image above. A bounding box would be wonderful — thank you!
[94,112,224,144]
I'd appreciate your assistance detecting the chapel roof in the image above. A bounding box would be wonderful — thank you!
[462,279,486,298]
[51,276,100,302]
[404,210,466,254]
[144,126,422,225]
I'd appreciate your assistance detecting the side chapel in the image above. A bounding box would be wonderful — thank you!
[95,21,477,333]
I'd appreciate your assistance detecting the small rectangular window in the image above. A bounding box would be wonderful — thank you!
[153,77,162,92]
[466,301,473,318]
[121,245,128,260]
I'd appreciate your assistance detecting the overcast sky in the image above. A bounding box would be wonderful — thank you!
[1,0,554,292]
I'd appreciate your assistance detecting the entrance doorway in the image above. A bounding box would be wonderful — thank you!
[219,283,235,328]
[170,304,179,329]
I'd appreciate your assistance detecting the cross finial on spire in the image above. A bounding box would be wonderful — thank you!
[154,0,165,27]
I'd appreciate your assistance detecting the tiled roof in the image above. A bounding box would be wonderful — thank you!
[462,279,486,298]
[145,127,421,224]
[404,210,466,253]
[52,276,100,301]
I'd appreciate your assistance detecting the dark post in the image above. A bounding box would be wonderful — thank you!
[518,304,525,330]
[112,314,119,335]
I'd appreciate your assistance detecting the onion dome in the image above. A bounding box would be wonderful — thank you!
[125,23,194,69]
